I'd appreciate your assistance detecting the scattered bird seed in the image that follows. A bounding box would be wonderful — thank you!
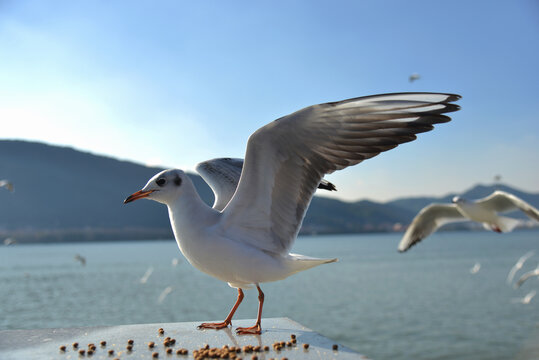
[251,356,258,360]
[303,343,309,349]
[263,346,269,351]
[128,339,134,345]
[166,348,173,354]
[158,328,165,335]
[152,351,159,358]
[108,349,115,356]
[100,341,107,347]
[126,345,133,351]
[290,334,296,340]
[59,345,66,352]
[87,349,94,356]
[78,349,86,356]
[73,342,79,348]
[149,341,155,348]
[333,344,339,351]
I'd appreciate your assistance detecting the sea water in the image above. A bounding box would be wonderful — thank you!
[1,230,538,360]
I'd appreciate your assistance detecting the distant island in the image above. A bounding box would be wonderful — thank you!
[1,140,538,243]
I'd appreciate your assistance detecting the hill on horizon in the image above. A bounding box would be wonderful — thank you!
[1,140,538,243]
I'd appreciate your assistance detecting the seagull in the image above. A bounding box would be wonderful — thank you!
[196,157,336,211]
[398,191,539,252]
[158,286,173,304]
[0,180,14,192]
[514,265,539,289]
[512,290,537,305]
[140,266,154,284]
[409,73,421,82]
[74,254,86,266]
[124,92,461,334]
[470,262,481,274]
[507,250,535,285]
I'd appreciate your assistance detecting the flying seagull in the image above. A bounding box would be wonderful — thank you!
[124,92,461,334]
[0,180,14,192]
[512,290,536,305]
[398,191,539,252]
[196,157,336,211]
[514,265,539,289]
[470,262,481,274]
[507,250,535,285]
[409,73,421,82]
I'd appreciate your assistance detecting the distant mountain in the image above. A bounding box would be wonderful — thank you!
[1,140,538,243]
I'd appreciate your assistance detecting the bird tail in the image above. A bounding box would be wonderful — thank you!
[497,216,521,232]
[286,253,338,275]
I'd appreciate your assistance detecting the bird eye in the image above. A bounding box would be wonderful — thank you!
[156,178,166,187]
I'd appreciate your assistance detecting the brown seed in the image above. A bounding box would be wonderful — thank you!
[73,342,79,348]
[100,341,107,347]
[87,349,94,356]
[166,348,173,354]
[332,344,339,351]
[59,345,66,352]
[290,334,296,340]
[108,349,114,355]
[149,341,155,348]
[204,344,210,350]
[286,341,292,347]
[153,352,159,358]
[280,341,285,347]
[78,349,85,355]
[281,358,288,360]
[127,345,133,351]
[170,339,176,345]
[263,346,269,351]
[128,339,134,345]
[291,339,296,344]
[251,356,257,360]
[164,340,171,347]
[253,345,261,352]
[303,343,309,349]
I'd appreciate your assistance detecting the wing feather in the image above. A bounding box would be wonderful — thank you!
[221,92,461,254]
[477,191,539,221]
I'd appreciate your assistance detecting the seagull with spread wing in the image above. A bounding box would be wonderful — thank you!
[124,92,460,334]
[398,191,539,252]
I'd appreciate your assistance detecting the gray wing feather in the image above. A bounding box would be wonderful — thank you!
[398,204,465,252]
[196,158,243,211]
[477,191,539,221]
[222,92,461,254]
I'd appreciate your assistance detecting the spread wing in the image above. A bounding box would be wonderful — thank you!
[196,158,244,211]
[196,158,337,211]
[477,191,539,221]
[398,204,466,252]
[220,92,461,254]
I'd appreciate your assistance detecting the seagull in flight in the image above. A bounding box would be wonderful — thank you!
[507,250,535,285]
[124,92,461,334]
[514,265,539,289]
[512,290,537,305]
[398,191,539,252]
[0,180,14,192]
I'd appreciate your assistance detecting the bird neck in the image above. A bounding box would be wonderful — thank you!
[166,179,219,239]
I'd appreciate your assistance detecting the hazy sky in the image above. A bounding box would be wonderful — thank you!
[1,0,538,201]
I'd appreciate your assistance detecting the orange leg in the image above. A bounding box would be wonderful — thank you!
[198,288,244,330]
[236,285,264,335]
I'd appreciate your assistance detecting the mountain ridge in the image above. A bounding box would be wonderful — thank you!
[1,140,537,243]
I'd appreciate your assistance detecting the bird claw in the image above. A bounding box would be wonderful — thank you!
[197,322,230,330]
[235,324,262,335]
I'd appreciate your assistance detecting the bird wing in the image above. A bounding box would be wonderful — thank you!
[515,268,539,288]
[398,204,466,252]
[196,158,244,211]
[197,158,338,211]
[477,191,539,221]
[506,250,535,285]
[219,92,461,254]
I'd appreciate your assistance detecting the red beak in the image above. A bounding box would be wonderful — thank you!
[124,190,155,204]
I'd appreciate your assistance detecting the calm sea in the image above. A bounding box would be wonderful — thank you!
[1,231,538,360]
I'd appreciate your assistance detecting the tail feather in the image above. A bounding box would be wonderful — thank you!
[286,253,338,274]
[496,216,521,232]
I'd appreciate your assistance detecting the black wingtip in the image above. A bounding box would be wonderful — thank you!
[318,181,337,191]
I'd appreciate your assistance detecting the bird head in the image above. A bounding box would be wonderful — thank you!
[124,169,186,205]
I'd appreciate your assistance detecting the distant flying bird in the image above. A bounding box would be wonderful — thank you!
[74,254,86,266]
[3,238,16,246]
[140,266,154,284]
[0,180,14,192]
[398,191,539,252]
[157,286,173,304]
[124,92,461,334]
[507,250,535,285]
[512,290,536,305]
[514,265,539,289]
[409,73,421,82]
[470,262,481,274]
[196,157,336,211]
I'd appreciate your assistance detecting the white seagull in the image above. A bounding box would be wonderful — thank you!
[124,92,461,334]
[398,191,539,252]
[514,264,539,289]
[0,180,14,192]
[512,290,537,305]
[507,250,535,285]
[470,262,481,274]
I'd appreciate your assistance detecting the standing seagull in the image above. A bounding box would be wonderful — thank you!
[124,92,460,334]
[398,191,539,252]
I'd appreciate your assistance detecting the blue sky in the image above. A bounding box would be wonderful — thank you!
[1,0,538,201]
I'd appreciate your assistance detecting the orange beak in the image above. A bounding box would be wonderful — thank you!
[124,190,155,204]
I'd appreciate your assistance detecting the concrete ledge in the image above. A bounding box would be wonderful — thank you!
[0,318,368,359]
